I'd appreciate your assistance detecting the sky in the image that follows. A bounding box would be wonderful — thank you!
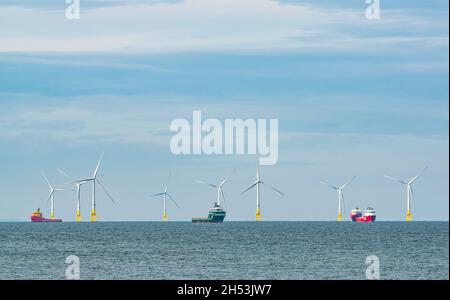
[0,0,448,221]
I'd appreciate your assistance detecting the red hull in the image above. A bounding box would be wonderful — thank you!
[30,215,62,222]
[355,215,376,223]
[350,212,362,222]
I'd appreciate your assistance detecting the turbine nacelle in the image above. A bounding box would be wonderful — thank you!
[41,171,67,219]
[196,170,236,208]
[321,176,355,221]
[241,167,284,221]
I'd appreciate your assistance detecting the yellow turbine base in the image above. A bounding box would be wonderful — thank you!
[337,212,343,221]
[50,212,55,220]
[90,209,97,222]
[76,211,82,222]
[163,213,168,222]
[255,209,262,221]
[406,210,413,222]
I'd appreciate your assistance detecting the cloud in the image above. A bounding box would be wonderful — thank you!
[0,91,447,148]
[0,0,447,53]
[0,0,184,10]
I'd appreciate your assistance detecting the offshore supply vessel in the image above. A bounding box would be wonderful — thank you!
[192,202,226,223]
[350,206,376,223]
[30,208,62,222]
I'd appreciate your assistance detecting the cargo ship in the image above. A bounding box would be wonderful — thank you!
[30,208,62,222]
[192,203,226,223]
[351,206,376,223]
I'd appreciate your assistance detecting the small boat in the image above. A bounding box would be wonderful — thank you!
[355,206,376,223]
[30,209,62,222]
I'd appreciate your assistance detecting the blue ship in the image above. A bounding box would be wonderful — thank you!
[192,202,226,223]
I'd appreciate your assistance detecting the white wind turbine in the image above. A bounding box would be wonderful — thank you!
[384,166,428,222]
[41,171,66,220]
[57,168,89,222]
[321,176,355,221]
[151,174,178,221]
[241,167,285,221]
[196,170,236,209]
[74,152,116,222]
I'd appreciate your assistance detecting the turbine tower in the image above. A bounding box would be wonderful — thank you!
[241,167,284,221]
[384,166,428,222]
[41,171,66,220]
[57,168,88,222]
[196,170,235,208]
[74,152,116,222]
[152,174,178,221]
[321,176,355,221]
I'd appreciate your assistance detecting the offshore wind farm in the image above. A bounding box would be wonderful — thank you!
[29,152,430,223]
[0,0,447,282]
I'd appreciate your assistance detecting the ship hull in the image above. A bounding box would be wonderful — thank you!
[31,216,62,222]
[192,218,224,223]
[355,215,376,223]
[192,211,226,223]
[350,213,362,222]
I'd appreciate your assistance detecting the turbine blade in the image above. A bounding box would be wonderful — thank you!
[384,175,407,185]
[96,178,115,204]
[151,192,165,197]
[410,187,416,211]
[46,191,53,205]
[241,182,258,195]
[78,180,89,186]
[195,180,218,189]
[41,171,53,190]
[320,181,338,190]
[409,166,428,185]
[165,173,171,193]
[340,176,356,190]
[74,178,93,184]
[220,188,227,206]
[56,168,72,181]
[261,182,285,196]
[166,193,179,208]
[93,152,104,178]
[219,169,236,187]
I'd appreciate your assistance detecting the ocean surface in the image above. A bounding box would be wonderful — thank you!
[0,222,448,280]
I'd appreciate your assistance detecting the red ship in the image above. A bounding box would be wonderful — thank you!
[350,206,376,223]
[30,209,62,222]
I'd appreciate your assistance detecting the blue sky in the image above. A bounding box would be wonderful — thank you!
[0,0,448,221]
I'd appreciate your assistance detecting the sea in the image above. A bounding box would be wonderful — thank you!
[0,221,448,280]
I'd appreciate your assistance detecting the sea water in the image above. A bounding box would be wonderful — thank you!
[0,222,448,280]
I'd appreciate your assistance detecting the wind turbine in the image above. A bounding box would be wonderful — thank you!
[41,171,66,220]
[241,167,284,221]
[196,170,235,209]
[151,174,178,221]
[384,166,428,222]
[321,176,355,221]
[57,168,89,222]
[74,152,116,222]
